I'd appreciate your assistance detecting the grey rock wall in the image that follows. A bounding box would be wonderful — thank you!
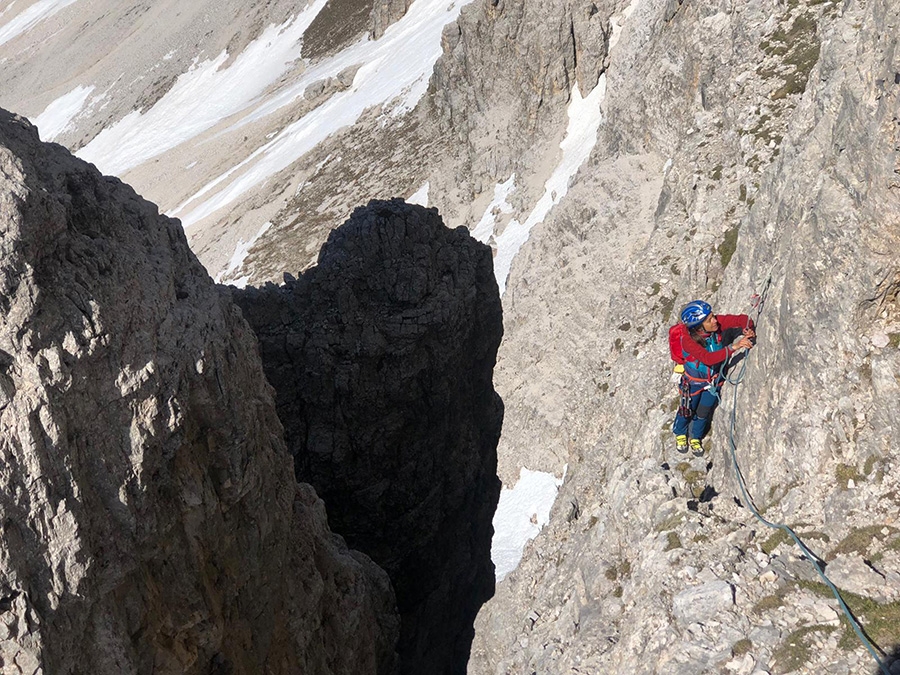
[425,0,615,225]
[0,109,399,675]
[467,0,900,672]
[233,199,503,675]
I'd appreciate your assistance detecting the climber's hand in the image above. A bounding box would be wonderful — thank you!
[731,336,754,351]
[743,327,756,339]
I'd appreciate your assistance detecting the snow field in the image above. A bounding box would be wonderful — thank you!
[492,467,565,581]
[0,0,79,48]
[215,221,273,288]
[32,85,95,141]
[471,174,515,244]
[407,181,430,207]
[77,0,329,175]
[493,77,606,295]
[172,0,473,227]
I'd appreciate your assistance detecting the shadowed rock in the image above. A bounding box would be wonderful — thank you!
[0,109,399,675]
[233,198,503,675]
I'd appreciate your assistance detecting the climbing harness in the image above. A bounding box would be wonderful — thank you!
[722,275,892,675]
[677,375,693,417]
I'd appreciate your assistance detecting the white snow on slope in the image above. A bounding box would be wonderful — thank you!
[215,221,273,288]
[407,181,429,207]
[173,0,472,228]
[492,467,565,582]
[77,0,329,175]
[493,77,605,295]
[471,174,515,243]
[32,85,95,141]
[0,0,78,48]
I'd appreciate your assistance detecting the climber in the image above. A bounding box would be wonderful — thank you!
[669,300,755,455]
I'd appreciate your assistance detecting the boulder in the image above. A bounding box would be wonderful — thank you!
[673,580,735,626]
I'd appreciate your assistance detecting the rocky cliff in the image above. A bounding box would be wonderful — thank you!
[465,0,900,673]
[0,109,400,675]
[4,0,900,672]
[233,198,503,675]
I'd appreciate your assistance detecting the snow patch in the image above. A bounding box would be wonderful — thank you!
[173,0,474,228]
[471,174,515,244]
[407,181,429,207]
[215,221,273,287]
[32,85,95,141]
[493,78,605,295]
[0,0,79,48]
[492,467,565,582]
[77,0,329,175]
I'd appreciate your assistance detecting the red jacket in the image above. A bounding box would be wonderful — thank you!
[679,314,754,367]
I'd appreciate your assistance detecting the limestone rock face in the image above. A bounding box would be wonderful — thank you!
[426,0,614,224]
[0,109,399,675]
[233,199,503,675]
[371,0,415,39]
[467,0,900,672]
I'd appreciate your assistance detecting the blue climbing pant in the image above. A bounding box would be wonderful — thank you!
[673,381,720,439]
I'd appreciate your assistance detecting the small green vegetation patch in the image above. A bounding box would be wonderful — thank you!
[864,455,878,476]
[748,114,779,144]
[772,625,836,674]
[718,225,740,270]
[761,528,791,555]
[797,580,900,651]
[606,558,633,582]
[754,593,787,613]
[732,638,753,656]
[828,525,898,561]
[797,529,830,544]
[665,531,683,551]
[659,294,677,323]
[674,462,706,498]
[763,12,821,101]
[835,462,863,487]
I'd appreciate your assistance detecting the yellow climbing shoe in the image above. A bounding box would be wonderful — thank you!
[675,435,688,453]
[689,438,703,456]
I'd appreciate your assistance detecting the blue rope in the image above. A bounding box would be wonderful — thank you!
[721,279,891,675]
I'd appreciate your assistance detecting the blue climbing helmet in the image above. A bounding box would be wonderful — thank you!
[681,300,712,328]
